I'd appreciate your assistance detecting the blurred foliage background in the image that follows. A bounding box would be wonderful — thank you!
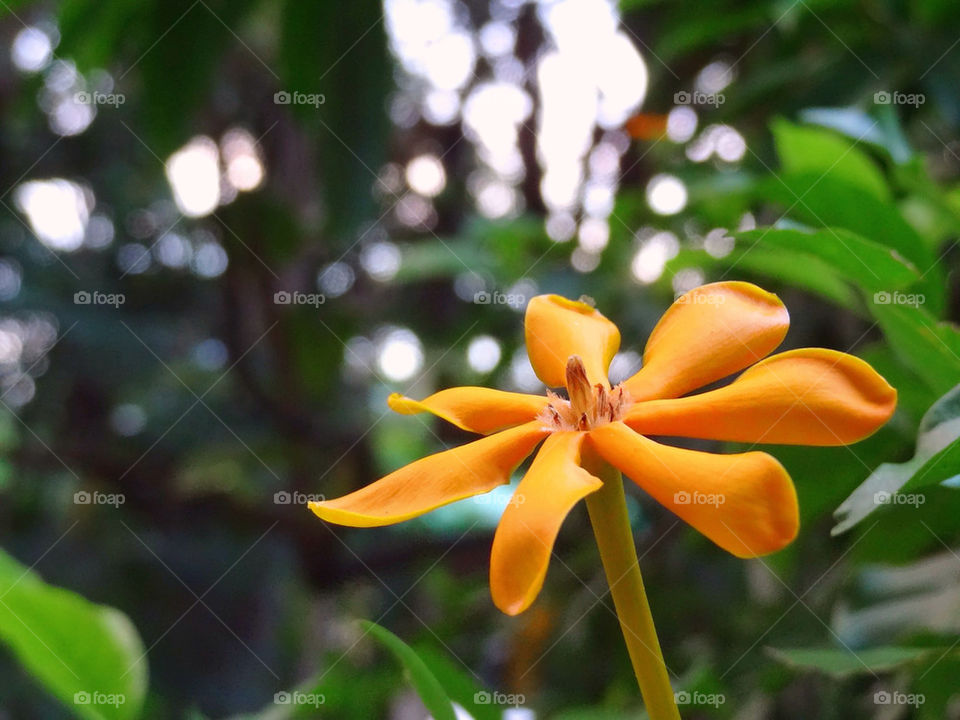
[1,0,959,718]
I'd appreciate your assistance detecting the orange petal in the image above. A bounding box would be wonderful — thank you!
[588,422,798,557]
[525,295,621,388]
[625,112,669,140]
[388,387,550,435]
[490,432,603,615]
[624,348,897,445]
[309,422,550,527]
[623,282,789,401]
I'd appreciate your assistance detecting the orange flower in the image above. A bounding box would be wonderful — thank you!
[310,282,896,616]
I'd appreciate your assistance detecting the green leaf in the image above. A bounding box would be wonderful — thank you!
[414,645,501,720]
[834,384,960,535]
[666,246,858,310]
[762,174,938,278]
[0,548,148,720]
[868,301,960,396]
[734,227,920,292]
[766,646,936,678]
[771,118,890,201]
[360,621,457,720]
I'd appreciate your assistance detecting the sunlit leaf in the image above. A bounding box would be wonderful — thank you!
[0,548,147,720]
[772,118,890,201]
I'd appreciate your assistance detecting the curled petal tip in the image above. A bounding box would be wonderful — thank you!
[387,393,415,413]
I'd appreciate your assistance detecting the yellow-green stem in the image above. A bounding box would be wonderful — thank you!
[583,458,680,720]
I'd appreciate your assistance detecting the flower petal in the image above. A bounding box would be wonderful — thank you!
[309,422,550,527]
[388,387,550,435]
[525,295,621,388]
[624,348,897,445]
[623,282,789,401]
[588,422,798,557]
[490,432,603,615]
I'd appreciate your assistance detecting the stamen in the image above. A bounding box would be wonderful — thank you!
[538,359,633,432]
[565,356,592,416]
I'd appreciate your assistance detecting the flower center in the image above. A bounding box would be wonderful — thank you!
[538,355,631,431]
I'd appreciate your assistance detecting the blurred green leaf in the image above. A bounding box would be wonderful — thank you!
[766,646,934,678]
[0,548,147,720]
[734,227,920,292]
[667,246,858,309]
[360,621,457,720]
[763,175,938,282]
[280,0,390,241]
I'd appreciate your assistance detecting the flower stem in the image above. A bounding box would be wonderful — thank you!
[583,457,680,720]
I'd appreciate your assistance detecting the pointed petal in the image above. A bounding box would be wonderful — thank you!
[388,387,549,435]
[623,282,789,401]
[588,422,798,557]
[624,348,897,445]
[309,422,550,527]
[490,432,603,615]
[524,295,621,388]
